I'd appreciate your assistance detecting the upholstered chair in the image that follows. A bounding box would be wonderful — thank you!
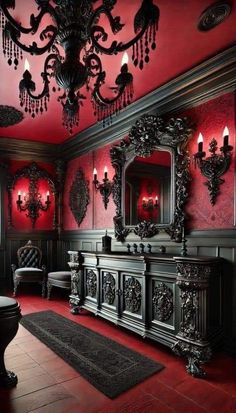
[47,271,71,300]
[11,240,47,297]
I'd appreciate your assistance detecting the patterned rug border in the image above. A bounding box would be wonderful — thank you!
[20,310,164,398]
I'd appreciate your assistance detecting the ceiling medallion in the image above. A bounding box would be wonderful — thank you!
[0,0,159,134]
[0,105,23,127]
[198,1,232,31]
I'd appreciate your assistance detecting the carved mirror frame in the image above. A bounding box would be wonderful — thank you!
[69,168,90,226]
[110,114,193,242]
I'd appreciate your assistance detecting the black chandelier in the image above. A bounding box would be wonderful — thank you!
[0,0,159,133]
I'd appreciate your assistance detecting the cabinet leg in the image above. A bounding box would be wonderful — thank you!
[69,296,82,315]
[172,340,212,378]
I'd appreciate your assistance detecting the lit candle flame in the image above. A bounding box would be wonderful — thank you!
[121,52,129,66]
[197,132,203,143]
[223,126,229,137]
[24,58,30,72]
[93,168,97,175]
[104,166,108,173]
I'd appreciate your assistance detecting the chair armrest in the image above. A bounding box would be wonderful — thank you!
[42,265,47,274]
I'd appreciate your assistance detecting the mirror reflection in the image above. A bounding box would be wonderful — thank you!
[124,150,172,226]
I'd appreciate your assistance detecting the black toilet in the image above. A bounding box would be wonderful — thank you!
[0,296,21,387]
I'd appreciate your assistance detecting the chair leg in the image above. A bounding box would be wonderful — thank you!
[13,279,20,297]
[47,281,52,300]
[42,280,46,298]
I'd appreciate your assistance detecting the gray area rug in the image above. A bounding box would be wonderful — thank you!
[21,310,164,398]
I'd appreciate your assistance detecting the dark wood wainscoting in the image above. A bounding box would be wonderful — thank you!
[2,228,236,355]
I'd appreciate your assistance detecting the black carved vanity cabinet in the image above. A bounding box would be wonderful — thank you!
[68,250,223,378]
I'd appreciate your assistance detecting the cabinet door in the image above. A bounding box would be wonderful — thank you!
[120,272,146,335]
[99,270,119,323]
[148,275,179,347]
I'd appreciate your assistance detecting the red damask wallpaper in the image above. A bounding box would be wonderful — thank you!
[184,92,235,230]
[64,92,236,232]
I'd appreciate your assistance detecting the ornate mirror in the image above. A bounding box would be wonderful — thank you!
[110,114,193,242]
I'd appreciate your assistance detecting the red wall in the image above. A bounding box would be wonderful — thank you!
[185,92,235,230]
[63,92,236,232]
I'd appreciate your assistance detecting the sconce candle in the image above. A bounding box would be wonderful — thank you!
[16,187,51,227]
[194,129,233,205]
[93,168,97,182]
[154,196,159,207]
[197,132,204,152]
[223,126,229,147]
[93,167,113,209]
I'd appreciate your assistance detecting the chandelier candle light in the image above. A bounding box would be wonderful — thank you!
[194,127,233,205]
[93,166,113,210]
[0,0,159,134]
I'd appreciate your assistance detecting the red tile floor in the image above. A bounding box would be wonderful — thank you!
[1,290,236,413]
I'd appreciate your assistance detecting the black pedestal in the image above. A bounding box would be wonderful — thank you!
[0,296,21,387]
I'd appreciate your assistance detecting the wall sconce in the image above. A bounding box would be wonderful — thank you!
[93,167,113,210]
[17,189,50,227]
[194,127,233,205]
[142,196,159,211]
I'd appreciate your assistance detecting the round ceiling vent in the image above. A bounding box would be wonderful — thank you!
[0,105,24,127]
[198,1,232,31]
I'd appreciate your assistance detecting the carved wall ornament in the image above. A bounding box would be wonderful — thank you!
[7,162,57,228]
[86,270,97,298]
[0,105,23,127]
[198,2,232,32]
[134,220,159,240]
[152,282,173,322]
[69,168,89,226]
[124,276,142,313]
[103,272,116,305]
[110,114,193,242]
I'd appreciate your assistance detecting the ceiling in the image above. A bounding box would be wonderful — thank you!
[0,0,235,144]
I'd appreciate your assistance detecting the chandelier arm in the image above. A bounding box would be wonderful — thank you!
[0,2,57,34]
[89,5,123,55]
[91,21,149,55]
[92,82,126,106]
[89,2,156,55]
[8,25,57,55]
[20,53,59,101]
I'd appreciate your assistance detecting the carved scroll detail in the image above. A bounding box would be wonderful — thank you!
[103,272,116,305]
[152,282,173,322]
[86,270,97,298]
